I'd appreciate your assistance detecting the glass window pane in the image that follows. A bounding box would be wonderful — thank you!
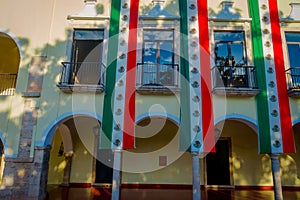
[144,42,157,63]
[287,44,300,68]
[286,33,300,42]
[74,29,104,40]
[214,31,244,41]
[215,42,228,66]
[231,43,245,66]
[159,42,173,64]
[142,63,157,85]
[144,30,173,41]
[142,29,174,86]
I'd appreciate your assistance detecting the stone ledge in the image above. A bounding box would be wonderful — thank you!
[136,86,180,95]
[22,91,41,98]
[213,87,260,97]
[57,84,104,93]
[288,88,300,97]
[4,157,34,163]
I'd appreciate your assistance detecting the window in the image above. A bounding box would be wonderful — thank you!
[71,29,103,85]
[214,31,249,88]
[286,33,300,88]
[72,29,103,64]
[286,33,300,68]
[214,31,246,67]
[140,29,177,86]
[0,32,20,95]
[59,29,104,86]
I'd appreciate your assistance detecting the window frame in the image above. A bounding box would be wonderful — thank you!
[285,32,300,68]
[213,30,247,68]
[141,29,175,86]
[209,22,257,92]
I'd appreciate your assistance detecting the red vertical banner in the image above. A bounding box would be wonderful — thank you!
[268,0,295,153]
[198,0,215,152]
[122,0,139,149]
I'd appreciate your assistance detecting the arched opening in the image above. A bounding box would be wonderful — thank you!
[47,115,104,187]
[280,123,300,186]
[0,140,4,184]
[0,32,20,95]
[206,119,270,187]
[122,116,192,185]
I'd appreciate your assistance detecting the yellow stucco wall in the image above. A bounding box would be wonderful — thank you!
[221,120,273,186]
[48,131,65,184]
[0,0,300,186]
[122,118,194,184]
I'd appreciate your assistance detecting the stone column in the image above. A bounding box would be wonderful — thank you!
[0,146,51,199]
[28,146,51,199]
[62,153,73,186]
[92,125,101,184]
[112,150,122,200]
[270,154,283,200]
[192,152,201,200]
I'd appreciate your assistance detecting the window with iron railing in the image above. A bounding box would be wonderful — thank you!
[213,31,257,89]
[59,62,105,86]
[57,29,105,93]
[137,63,179,87]
[285,32,300,89]
[137,29,179,89]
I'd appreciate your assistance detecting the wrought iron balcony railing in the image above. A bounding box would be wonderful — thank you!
[286,67,300,89]
[57,62,105,93]
[0,74,16,96]
[136,63,179,88]
[212,66,258,89]
[58,62,105,86]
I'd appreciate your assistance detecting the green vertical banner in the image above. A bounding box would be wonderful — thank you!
[179,0,215,153]
[101,0,139,149]
[248,0,295,153]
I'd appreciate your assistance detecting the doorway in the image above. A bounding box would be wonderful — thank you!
[95,149,114,184]
[206,138,232,186]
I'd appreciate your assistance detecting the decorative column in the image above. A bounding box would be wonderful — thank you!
[112,150,122,200]
[62,153,73,186]
[248,0,296,199]
[179,0,215,199]
[101,0,139,149]
[100,1,139,199]
[270,154,283,200]
[28,146,51,199]
[92,125,101,183]
[192,152,201,200]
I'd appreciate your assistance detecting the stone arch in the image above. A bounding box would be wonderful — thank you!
[0,131,7,185]
[36,111,102,147]
[135,112,180,126]
[214,114,258,134]
[58,124,73,154]
[0,130,8,157]
[209,115,270,187]
[0,29,23,58]
[0,30,22,73]
[45,112,102,186]
[0,30,23,95]
[282,120,300,184]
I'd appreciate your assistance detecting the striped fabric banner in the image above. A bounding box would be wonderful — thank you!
[101,0,139,149]
[248,0,295,153]
[179,0,215,153]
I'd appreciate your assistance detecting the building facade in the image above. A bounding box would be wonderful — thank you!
[0,0,300,199]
